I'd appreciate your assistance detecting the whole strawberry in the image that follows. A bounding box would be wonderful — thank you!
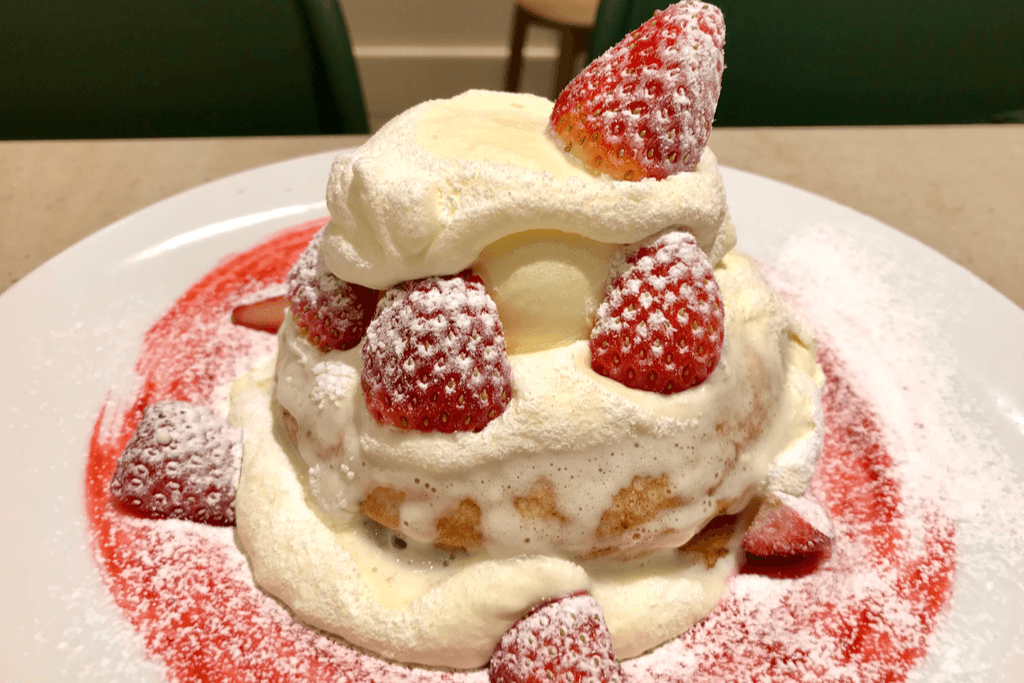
[490,591,624,683]
[361,271,513,433]
[590,231,724,393]
[288,228,378,352]
[550,0,725,180]
[109,401,241,526]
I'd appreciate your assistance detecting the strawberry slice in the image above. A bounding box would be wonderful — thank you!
[550,0,725,180]
[231,295,288,333]
[109,401,242,526]
[361,271,513,433]
[489,591,625,683]
[742,492,835,558]
[590,230,724,393]
[288,228,378,352]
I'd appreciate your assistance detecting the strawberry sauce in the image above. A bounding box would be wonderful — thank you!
[85,221,956,682]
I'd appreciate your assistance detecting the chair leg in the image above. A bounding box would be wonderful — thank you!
[554,25,576,99]
[505,5,529,93]
[553,25,592,98]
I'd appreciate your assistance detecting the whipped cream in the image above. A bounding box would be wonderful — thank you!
[320,90,736,292]
[233,89,825,670]
[272,252,822,559]
[233,358,738,668]
[233,253,824,667]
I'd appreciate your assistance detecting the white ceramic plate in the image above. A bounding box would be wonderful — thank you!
[1,152,1021,682]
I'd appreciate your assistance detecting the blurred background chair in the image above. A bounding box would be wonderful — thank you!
[0,0,369,139]
[506,0,601,99]
[588,0,1024,125]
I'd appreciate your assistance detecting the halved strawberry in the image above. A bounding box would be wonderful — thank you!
[288,228,378,352]
[109,401,241,526]
[489,591,624,683]
[590,230,724,393]
[550,0,725,180]
[231,295,288,333]
[742,492,835,558]
[361,271,513,433]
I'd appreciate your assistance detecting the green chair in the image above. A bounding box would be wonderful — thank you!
[0,0,369,139]
[588,0,1024,125]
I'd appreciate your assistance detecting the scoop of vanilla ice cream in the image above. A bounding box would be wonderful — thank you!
[321,90,736,354]
[473,230,617,353]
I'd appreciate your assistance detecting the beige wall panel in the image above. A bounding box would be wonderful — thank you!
[340,0,563,129]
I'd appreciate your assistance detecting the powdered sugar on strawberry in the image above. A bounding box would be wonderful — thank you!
[362,271,513,432]
[741,492,834,558]
[109,401,241,526]
[590,230,724,392]
[550,0,725,179]
[288,227,378,351]
[490,592,624,683]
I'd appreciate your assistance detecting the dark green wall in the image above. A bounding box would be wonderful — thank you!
[0,0,368,139]
[589,0,1024,125]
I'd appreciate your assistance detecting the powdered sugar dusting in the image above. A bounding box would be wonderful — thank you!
[321,90,736,290]
[778,491,835,538]
[287,227,377,352]
[362,272,512,432]
[551,0,725,178]
[80,218,1021,681]
[109,401,241,526]
[490,592,624,682]
[620,348,957,681]
[759,223,1024,681]
[87,220,489,681]
[590,230,724,392]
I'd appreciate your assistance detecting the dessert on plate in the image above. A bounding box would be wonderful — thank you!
[229,0,826,671]
[109,1,833,677]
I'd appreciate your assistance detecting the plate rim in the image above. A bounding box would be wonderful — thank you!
[1,150,1021,682]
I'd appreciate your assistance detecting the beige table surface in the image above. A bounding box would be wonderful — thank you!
[2,126,1022,310]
